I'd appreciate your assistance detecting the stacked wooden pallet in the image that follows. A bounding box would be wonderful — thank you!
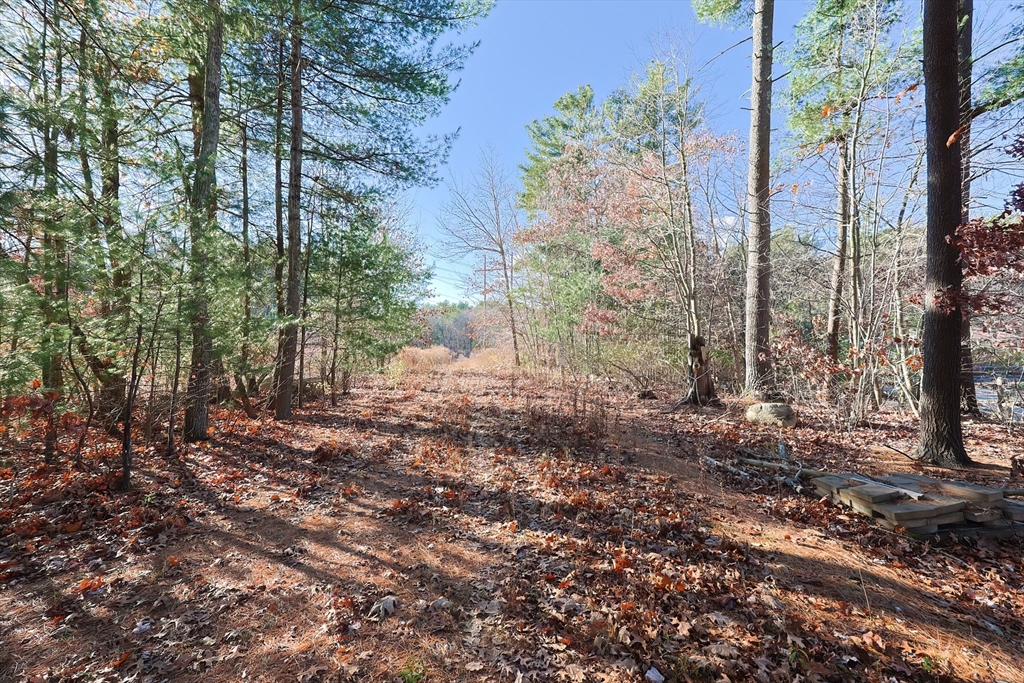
[813,472,1024,539]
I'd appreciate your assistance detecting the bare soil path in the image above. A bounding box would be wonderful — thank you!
[1,360,1022,682]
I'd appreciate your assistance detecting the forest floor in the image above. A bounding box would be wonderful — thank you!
[2,358,1024,683]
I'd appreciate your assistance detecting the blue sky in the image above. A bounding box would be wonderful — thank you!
[409,0,809,302]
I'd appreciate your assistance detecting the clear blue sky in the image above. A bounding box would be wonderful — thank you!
[407,0,818,302]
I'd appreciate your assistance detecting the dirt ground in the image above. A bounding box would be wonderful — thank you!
[1,358,1023,682]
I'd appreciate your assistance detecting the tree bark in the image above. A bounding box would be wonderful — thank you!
[270,31,287,409]
[297,195,315,409]
[167,293,183,457]
[826,138,849,363]
[96,59,129,431]
[40,0,66,462]
[744,0,774,397]
[275,0,303,419]
[682,334,719,406]
[957,0,980,415]
[184,0,223,442]
[916,0,971,468]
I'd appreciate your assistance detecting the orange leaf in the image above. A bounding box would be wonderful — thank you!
[167,556,180,567]
[821,104,831,118]
[112,651,132,667]
[78,576,102,592]
[816,142,826,154]
[947,125,966,147]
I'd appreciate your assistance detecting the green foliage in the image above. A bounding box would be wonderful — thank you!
[783,0,911,147]
[398,657,427,683]
[520,85,599,215]
[981,5,1024,109]
[690,0,748,26]
[0,0,481,441]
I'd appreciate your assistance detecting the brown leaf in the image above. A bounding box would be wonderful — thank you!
[947,125,966,147]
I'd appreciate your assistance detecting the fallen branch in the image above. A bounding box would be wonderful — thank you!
[734,457,826,479]
[703,455,751,478]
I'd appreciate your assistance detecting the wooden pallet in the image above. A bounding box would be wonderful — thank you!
[813,473,1024,540]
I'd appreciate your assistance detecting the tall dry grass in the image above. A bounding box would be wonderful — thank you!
[390,346,456,375]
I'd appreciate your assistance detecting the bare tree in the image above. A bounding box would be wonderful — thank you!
[438,151,522,366]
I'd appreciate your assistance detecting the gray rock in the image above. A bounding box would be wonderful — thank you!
[745,402,796,428]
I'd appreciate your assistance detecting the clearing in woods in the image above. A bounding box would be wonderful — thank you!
[1,358,1023,682]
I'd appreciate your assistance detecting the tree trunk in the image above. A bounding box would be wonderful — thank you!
[826,137,849,362]
[39,0,66,462]
[682,334,719,406]
[270,31,287,409]
[298,195,315,409]
[184,0,223,442]
[957,0,980,416]
[239,119,255,412]
[916,0,970,468]
[96,61,129,432]
[743,0,774,397]
[167,295,183,457]
[275,0,303,419]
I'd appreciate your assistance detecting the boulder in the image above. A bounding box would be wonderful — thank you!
[745,402,796,428]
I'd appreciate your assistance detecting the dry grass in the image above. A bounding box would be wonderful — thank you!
[390,346,455,374]
[460,347,514,370]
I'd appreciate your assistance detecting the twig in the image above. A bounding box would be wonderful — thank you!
[881,444,916,461]
[859,569,871,613]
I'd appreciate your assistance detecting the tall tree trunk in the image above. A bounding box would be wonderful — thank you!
[297,195,315,409]
[184,0,223,442]
[743,0,774,397]
[235,121,258,419]
[275,0,303,419]
[503,261,520,366]
[97,60,129,429]
[916,0,970,468]
[826,137,850,362]
[957,0,980,415]
[270,32,287,409]
[40,0,66,462]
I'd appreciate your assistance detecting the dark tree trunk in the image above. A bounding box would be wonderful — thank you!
[916,0,971,468]
[275,1,303,419]
[39,0,66,462]
[95,59,130,430]
[121,324,143,490]
[239,119,256,414]
[270,32,287,410]
[184,0,223,442]
[826,138,849,363]
[957,0,981,416]
[744,0,774,397]
[682,334,719,406]
[167,296,183,457]
[298,197,315,409]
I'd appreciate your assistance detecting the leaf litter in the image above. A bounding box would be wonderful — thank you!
[0,361,1022,681]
